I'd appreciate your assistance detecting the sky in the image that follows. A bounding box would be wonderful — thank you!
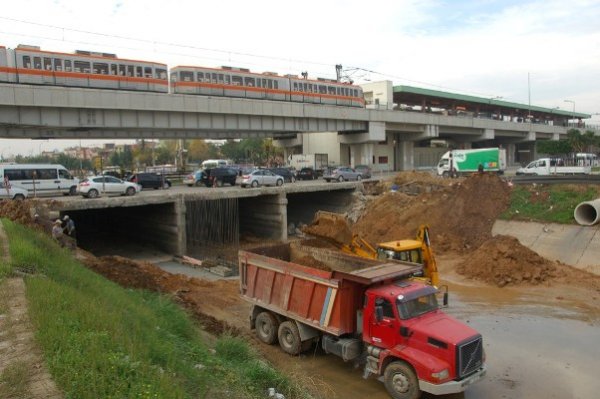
[1,0,599,157]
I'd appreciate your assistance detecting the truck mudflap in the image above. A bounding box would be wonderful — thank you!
[418,366,487,395]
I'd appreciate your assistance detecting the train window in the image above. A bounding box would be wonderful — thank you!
[34,57,42,69]
[127,66,134,77]
[74,61,90,73]
[156,69,167,80]
[293,82,298,91]
[170,72,177,82]
[232,75,242,86]
[354,89,358,97]
[44,58,52,70]
[211,73,217,83]
[218,74,224,83]
[93,63,108,74]
[22,56,31,68]
[257,79,261,88]
[319,85,326,94]
[225,75,230,84]
[262,79,267,88]
[136,66,142,77]
[274,80,278,89]
[328,86,336,95]
[244,77,255,87]
[197,72,204,82]
[144,67,152,78]
[110,64,117,75]
[65,60,72,72]
[303,83,308,92]
[181,71,193,82]
[54,59,63,71]
[118,65,125,76]
[268,80,272,89]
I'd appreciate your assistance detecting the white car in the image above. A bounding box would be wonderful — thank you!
[77,176,141,198]
[240,169,284,188]
[0,183,28,200]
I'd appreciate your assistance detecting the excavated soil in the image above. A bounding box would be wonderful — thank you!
[353,173,512,253]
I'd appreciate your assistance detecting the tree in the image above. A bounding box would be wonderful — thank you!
[537,140,571,155]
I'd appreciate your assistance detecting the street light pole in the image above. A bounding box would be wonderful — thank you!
[564,99,575,127]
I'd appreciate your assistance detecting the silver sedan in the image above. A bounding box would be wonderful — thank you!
[240,169,284,188]
[323,167,363,182]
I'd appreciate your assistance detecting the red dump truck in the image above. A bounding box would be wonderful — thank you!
[239,242,486,399]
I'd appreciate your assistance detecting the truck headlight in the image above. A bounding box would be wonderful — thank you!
[431,369,449,380]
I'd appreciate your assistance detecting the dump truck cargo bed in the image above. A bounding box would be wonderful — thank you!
[239,241,422,336]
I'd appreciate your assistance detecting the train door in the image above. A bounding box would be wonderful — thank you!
[53,58,67,86]
[290,80,303,103]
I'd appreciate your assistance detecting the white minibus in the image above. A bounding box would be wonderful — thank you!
[201,159,230,169]
[0,163,79,196]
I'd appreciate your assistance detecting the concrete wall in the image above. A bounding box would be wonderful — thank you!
[239,193,287,241]
[302,131,341,166]
[360,80,394,110]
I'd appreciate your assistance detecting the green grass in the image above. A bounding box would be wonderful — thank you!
[501,185,600,224]
[1,219,312,399]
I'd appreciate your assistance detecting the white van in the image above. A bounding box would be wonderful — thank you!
[201,159,230,169]
[0,163,79,196]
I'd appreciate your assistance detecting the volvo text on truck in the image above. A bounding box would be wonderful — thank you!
[239,242,486,399]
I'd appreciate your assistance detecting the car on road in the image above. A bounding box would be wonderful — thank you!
[77,176,141,198]
[241,169,284,188]
[0,182,28,200]
[183,169,206,187]
[296,167,319,180]
[203,167,239,187]
[354,165,372,179]
[268,167,296,183]
[323,167,363,182]
[128,173,171,189]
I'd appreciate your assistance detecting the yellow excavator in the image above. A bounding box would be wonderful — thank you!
[303,211,439,287]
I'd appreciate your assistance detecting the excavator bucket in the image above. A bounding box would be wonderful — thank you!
[302,211,353,245]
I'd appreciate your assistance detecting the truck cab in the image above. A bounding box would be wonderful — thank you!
[363,281,486,397]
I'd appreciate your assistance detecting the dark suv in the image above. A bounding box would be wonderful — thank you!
[296,167,318,180]
[268,167,296,183]
[202,167,238,187]
[128,173,172,189]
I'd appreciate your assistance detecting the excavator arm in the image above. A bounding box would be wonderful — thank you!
[416,225,439,287]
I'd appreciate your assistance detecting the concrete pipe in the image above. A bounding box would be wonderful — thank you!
[574,198,600,226]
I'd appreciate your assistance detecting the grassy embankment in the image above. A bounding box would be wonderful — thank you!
[501,184,600,224]
[0,219,311,399]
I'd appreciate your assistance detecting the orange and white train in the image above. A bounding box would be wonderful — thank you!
[0,45,364,107]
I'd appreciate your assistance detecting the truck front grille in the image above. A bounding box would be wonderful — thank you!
[457,335,483,378]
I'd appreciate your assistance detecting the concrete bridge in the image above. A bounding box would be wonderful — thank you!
[51,181,363,257]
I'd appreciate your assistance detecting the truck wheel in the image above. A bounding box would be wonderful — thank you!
[384,361,421,399]
[442,171,449,178]
[278,321,302,355]
[256,312,279,345]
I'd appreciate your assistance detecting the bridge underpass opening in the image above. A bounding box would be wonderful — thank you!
[185,198,239,263]
[286,189,356,232]
[68,202,180,256]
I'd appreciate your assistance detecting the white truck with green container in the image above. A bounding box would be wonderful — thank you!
[437,148,507,177]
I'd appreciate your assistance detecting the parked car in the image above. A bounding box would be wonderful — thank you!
[296,167,319,180]
[128,173,171,189]
[0,182,28,200]
[77,176,141,198]
[203,167,239,187]
[268,167,296,183]
[183,170,206,187]
[241,169,284,188]
[323,167,363,182]
[354,165,372,179]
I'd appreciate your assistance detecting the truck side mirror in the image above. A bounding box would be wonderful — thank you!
[375,306,383,322]
[400,326,411,337]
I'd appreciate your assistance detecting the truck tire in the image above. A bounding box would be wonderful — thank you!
[278,321,302,355]
[255,312,279,345]
[384,361,421,399]
[442,171,449,178]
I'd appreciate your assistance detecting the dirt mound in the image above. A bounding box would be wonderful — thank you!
[0,199,35,226]
[80,253,242,335]
[353,173,512,253]
[302,212,352,244]
[457,235,561,286]
[293,255,332,272]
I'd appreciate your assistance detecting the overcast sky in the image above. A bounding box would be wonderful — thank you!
[1,0,599,157]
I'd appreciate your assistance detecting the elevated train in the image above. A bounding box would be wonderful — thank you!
[0,45,364,107]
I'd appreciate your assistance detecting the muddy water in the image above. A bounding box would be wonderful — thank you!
[269,279,600,399]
